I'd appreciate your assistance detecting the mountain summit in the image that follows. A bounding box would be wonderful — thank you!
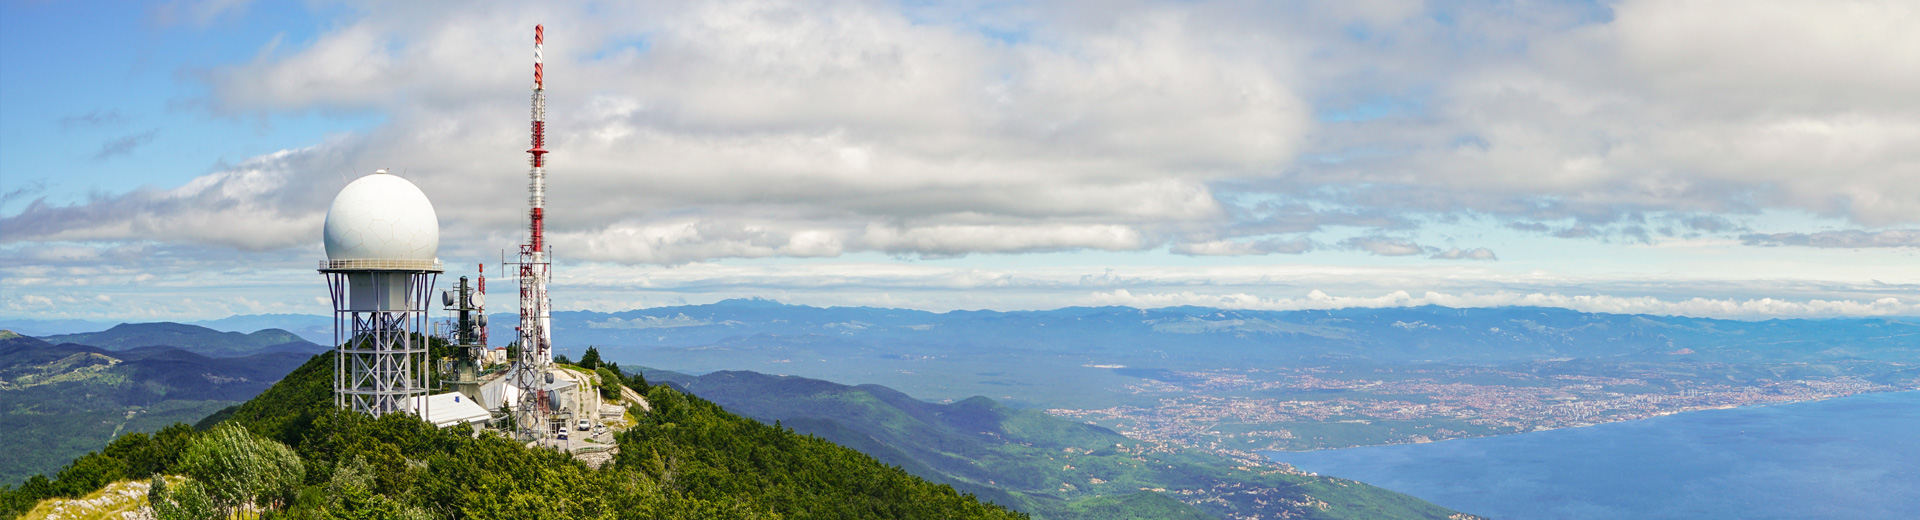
[41,322,322,357]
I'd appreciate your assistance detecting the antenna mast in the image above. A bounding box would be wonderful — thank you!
[509,24,556,439]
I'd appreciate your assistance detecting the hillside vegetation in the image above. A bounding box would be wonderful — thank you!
[0,333,309,486]
[656,369,1471,520]
[2,352,1025,519]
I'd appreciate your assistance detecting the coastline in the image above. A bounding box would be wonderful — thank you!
[1263,389,1920,520]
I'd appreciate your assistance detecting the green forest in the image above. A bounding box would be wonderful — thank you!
[651,369,1469,520]
[0,352,1024,519]
[0,329,316,486]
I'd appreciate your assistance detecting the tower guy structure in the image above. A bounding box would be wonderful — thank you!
[321,170,443,417]
[505,24,557,437]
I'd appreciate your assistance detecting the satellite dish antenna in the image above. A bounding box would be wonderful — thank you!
[546,372,555,384]
[476,314,488,328]
[468,291,485,309]
[441,290,455,307]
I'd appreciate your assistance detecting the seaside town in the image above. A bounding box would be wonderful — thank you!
[1049,364,1907,462]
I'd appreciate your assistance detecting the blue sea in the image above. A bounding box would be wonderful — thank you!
[1267,390,1920,520]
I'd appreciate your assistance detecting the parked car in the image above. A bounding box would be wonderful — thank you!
[578,419,591,431]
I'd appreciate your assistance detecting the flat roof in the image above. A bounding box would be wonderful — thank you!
[423,392,492,428]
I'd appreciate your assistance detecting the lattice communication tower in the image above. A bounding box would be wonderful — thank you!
[504,24,557,438]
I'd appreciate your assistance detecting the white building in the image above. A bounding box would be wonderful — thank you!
[422,392,492,428]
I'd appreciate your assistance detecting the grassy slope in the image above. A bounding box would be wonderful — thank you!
[660,370,1473,520]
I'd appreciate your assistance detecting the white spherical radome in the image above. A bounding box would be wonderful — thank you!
[323,172,440,261]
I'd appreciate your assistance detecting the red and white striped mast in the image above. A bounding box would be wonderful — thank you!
[511,24,555,436]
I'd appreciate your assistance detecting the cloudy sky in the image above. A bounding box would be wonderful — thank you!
[3,0,1917,321]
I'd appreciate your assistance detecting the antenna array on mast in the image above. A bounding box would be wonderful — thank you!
[507,24,558,439]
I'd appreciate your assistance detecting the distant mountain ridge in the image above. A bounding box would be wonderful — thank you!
[508,299,1920,363]
[0,331,313,486]
[40,322,324,357]
[0,318,118,338]
[188,313,332,345]
[0,315,334,344]
[649,368,1472,520]
[488,300,1920,410]
[0,335,310,401]
[18,302,1919,363]
[36,302,1915,410]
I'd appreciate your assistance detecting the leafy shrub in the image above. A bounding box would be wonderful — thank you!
[595,367,623,400]
[148,476,218,520]
[171,423,304,515]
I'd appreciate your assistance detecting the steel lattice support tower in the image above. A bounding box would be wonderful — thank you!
[320,167,443,420]
[322,265,440,417]
[507,24,557,438]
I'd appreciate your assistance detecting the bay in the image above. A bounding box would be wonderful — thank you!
[1267,390,1920,520]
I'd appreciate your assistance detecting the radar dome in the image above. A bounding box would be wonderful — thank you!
[324,171,439,262]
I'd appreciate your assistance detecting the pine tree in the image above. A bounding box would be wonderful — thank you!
[579,346,604,370]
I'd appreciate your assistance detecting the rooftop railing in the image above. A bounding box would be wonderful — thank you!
[319,258,445,271]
